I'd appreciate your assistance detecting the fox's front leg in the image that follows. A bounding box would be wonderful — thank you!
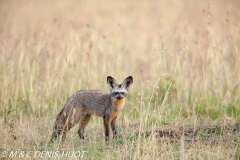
[103,116,110,141]
[111,118,117,139]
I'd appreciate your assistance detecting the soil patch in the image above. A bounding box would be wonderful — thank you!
[135,123,240,147]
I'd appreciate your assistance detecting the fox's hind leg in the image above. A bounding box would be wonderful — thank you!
[78,114,91,139]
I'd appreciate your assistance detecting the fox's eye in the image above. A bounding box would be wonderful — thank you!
[120,92,124,94]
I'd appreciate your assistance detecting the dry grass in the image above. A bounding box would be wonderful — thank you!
[0,0,240,159]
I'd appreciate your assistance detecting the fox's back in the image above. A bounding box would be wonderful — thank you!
[65,90,111,116]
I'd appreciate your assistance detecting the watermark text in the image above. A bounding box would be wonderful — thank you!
[1,150,87,158]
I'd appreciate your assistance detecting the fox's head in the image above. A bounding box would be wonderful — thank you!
[107,76,133,100]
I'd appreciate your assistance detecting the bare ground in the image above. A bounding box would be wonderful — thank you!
[135,123,240,148]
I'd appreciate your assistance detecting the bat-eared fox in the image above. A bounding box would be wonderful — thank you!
[50,76,133,142]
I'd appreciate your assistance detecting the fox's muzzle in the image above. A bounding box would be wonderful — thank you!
[116,96,124,100]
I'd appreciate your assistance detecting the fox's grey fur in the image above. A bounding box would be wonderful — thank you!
[50,76,133,142]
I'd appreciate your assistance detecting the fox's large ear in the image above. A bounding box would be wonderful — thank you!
[107,76,118,89]
[122,76,133,90]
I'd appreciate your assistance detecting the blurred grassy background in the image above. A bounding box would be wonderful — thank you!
[0,0,239,159]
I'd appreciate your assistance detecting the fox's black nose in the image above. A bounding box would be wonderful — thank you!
[116,96,123,100]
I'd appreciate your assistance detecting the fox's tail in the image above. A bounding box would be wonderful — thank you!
[50,109,66,142]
